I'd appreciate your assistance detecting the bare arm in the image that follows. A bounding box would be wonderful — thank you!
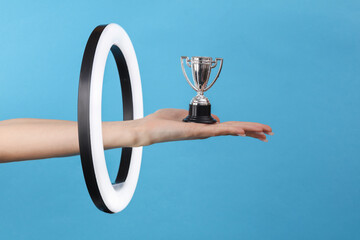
[0,118,139,163]
[0,109,273,163]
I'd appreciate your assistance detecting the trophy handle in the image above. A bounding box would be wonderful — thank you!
[181,56,197,91]
[205,58,223,91]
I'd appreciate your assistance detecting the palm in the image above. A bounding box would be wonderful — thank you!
[136,109,273,146]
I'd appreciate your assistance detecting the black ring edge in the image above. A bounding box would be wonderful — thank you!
[78,24,134,214]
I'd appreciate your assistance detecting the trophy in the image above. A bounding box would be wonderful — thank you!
[181,56,223,124]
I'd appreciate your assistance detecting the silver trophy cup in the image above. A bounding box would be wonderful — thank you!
[181,56,223,124]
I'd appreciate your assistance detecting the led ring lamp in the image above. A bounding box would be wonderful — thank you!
[78,23,143,213]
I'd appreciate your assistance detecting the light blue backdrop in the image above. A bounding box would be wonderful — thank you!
[0,0,359,239]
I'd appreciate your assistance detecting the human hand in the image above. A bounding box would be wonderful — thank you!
[130,108,273,147]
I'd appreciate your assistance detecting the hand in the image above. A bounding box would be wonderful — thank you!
[131,108,273,147]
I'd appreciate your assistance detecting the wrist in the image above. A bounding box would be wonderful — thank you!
[102,120,141,149]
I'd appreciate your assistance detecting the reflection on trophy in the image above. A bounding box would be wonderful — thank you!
[181,56,223,124]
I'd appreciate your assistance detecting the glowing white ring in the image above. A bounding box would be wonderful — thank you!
[78,23,143,213]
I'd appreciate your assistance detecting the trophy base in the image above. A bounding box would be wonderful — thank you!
[183,104,217,124]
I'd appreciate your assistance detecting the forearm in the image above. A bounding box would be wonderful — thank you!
[0,118,139,163]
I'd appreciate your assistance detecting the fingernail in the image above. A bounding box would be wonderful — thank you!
[267,132,274,136]
[261,139,268,142]
[238,133,246,137]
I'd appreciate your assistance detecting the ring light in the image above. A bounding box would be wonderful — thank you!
[78,23,143,213]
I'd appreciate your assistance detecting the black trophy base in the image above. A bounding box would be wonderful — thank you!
[183,104,217,124]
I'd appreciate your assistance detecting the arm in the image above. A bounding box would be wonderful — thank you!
[0,118,138,163]
[0,108,273,163]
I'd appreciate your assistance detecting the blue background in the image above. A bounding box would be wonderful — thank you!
[0,0,359,239]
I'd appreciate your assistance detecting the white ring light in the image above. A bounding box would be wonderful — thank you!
[78,23,143,213]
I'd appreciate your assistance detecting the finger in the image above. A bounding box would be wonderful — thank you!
[221,121,272,133]
[211,114,220,123]
[238,125,274,137]
[220,122,264,132]
[192,124,245,138]
[245,131,268,142]
[214,125,245,136]
[264,131,274,136]
[242,123,274,135]
[243,122,272,133]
